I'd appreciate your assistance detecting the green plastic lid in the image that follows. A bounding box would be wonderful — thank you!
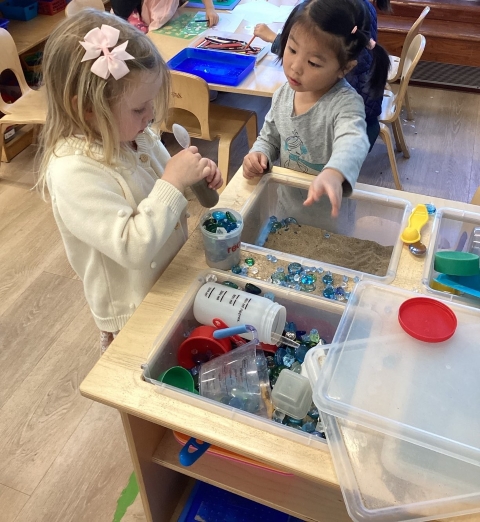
[434,251,480,276]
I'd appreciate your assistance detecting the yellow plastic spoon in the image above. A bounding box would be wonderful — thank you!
[401,204,429,245]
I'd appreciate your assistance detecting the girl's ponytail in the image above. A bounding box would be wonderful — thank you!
[368,42,390,98]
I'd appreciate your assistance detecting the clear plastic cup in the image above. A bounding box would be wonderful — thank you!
[198,332,272,418]
[200,208,243,270]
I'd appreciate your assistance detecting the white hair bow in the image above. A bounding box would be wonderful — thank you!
[80,25,134,80]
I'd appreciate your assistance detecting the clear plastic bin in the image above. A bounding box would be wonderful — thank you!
[240,173,411,284]
[142,269,344,449]
[422,207,480,307]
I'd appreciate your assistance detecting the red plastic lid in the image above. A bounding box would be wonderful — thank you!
[398,297,457,342]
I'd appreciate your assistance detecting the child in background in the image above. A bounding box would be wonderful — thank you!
[111,0,219,32]
[38,10,223,353]
[243,0,390,217]
[254,0,391,149]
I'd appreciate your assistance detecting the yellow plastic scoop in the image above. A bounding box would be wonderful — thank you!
[401,204,429,244]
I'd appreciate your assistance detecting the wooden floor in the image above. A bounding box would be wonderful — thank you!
[0,85,479,522]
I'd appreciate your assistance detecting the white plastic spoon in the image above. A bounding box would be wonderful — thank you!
[172,124,219,208]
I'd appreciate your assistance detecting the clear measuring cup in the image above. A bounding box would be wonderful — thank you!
[198,325,273,418]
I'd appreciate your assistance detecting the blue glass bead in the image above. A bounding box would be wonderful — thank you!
[322,274,333,285]
[263,292,275,301]
[309,329,320,344]
[308,407,319,420]
[276,266,285,273]
[283,354,295,367]
[271,256,278,263]
[316,267,324,273]
[269,215,278,223]
[286,347,295,356]
[231,265,242,274]
[302,422,316,433]
[324,232,331,239]
[284,217,299,225]
[293,284,301,291]
[353,276,360,284]
[240,267,248,275]
[296,330,306,338]
[335,286,345,296]
[300,283,316,293]
[271,272,286,284]
[295,345,308,363]
[301,274,315,285]
[244,257,255,266]
[288,262,303,275]
[271,221,283,231]
[285,321,296,332]
[287,416,303,425]
[425,203,436,215]
[212,210,226,220]
[272,410,286,423]
[229,397,244,409]
[345,291,351,300]
[301,334,311,343]
[275,347,287,366]
[342,275,349,283]
[222,281,238,288]
[266,254,273,261]
[323,286,335,299]
[293,274,300,282]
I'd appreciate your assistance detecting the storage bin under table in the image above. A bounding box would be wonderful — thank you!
[240,174,411,284]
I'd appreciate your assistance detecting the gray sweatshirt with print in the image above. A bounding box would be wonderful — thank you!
[250,78,369,195]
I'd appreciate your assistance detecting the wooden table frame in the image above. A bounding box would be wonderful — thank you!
[80,167,480,521]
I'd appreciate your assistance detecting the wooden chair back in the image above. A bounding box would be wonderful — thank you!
[0,29,31,114]
[162,71,213,141]
[390,6,430,83]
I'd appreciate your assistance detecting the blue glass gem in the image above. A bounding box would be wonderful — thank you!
[353,276,360,284]
[335,286,345,296]
[271,255,278,262]
[316,267,324,274]
[225,211,237,223]
[285,321,296,332]
[300,283,316,293]
[323,286,335,299]
[324,232,331,239]
[287,416,303,425]
[308,407,319,420]
[272,410,286,423]
[275,347,287,366]
[284,217,299,225]
[271,272,286,284]
[276,266,285,273]
[322,273,333,285]
[271,221,283,231]
[240,267,248,275]
[309,329,320,344]
[245,283,262,295]
[244,257,255,266]
[222,281,238,289]
[345,291,351,300]
[212,210,226,221]
[301,334,311,343]
[425,203,436,215]
[231,265,242,274]
[296,330,306,338]
[342,275,349,283]
[301,274,315,285]
[283,354,295,367]
[302,422,316,433]
[295,345,309,363]
[269,215,278,223]
[263,292,275,301]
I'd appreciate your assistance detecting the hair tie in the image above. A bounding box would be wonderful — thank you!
[351,25,357,34]
[80,25,134,80]
[367,38,376,50]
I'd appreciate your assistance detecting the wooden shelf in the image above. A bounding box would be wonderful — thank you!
[152,430,351,522]
[2,124,34,162]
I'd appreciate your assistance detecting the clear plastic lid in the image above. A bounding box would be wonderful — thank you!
[314,281,480,467]
[305,347,480,522]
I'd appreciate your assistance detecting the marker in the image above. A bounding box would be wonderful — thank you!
[195,19,208,22]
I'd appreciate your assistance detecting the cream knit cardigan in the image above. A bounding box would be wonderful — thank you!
[47,131,188,332]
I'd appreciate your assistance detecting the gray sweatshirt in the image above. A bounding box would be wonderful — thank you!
[250,78,369,195]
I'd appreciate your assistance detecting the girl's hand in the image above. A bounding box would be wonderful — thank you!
[205,7,219,27]
[243,152,268,179]
[162,146,212,193]
[254,23,276,43]
[304,168,345,217]
[204,158,223,190]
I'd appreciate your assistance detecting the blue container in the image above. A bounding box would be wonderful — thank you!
[0,17,9,29]
[0,0,38,20]
[167,48,255,87]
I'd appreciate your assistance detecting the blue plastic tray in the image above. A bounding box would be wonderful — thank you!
[167,48,256,86]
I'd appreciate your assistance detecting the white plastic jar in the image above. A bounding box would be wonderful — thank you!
[193,282,287,344]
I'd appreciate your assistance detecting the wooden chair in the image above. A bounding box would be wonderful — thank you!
[387,6,430,120]
[0,28,46,163]
[378,34,426,191]
[160,71,257,192]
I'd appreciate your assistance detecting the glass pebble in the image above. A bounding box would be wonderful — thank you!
[250,267,259,275]
[244,257,255,266]
[293,284,301,291]
[245,283,262,295]
[302,422,316,433]
[285,321,296,332]
[309,329,320,344]
[271,272,286,284]
[231,265,242,274]
[271,221,283,231]
[308,407,319,420]
[290,361,302,373]
[275,347,287,366]
[276,266,285,273]
[287,416,303,425]
[222,281,238,288]
[284,217,298,225]
[271,256,277,263]
[288,262,303,275]
[283,354,295,367]
[293,274,300,282]
[301,274,315,285]
[323,286,335,299]
[353,276,360,284]
[205,273,217,282]
[269,215,278,223]
[342,275,349,283]
[316,267,324,274]
[266,254,273,261]
[272,410,286,423]
[240,267,248,275]
[324,232,331,239]
[425,203,436,215]
[322,274,333,285]
[216,227,226,235]
[345,291,351,300]
[295,345,308,363]
[263,292,275,301]
[212,210,226,221]
[225,211,237,223]
[301,334,311,343]
[300,283,316,293]
[335,286,345,297]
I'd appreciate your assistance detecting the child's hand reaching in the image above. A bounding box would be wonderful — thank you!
[304,168,345,217]
[254,23,276,43]
[162,146,223,193]
[243,152,268,179]
[205,7,219,26]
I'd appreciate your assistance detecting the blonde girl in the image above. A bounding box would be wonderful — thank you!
[39,10,223,352]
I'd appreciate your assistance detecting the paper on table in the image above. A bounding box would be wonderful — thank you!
[210,12,244,32]
[233,1,295,24]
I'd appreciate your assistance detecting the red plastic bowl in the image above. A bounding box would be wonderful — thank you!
[177,325,231,369]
